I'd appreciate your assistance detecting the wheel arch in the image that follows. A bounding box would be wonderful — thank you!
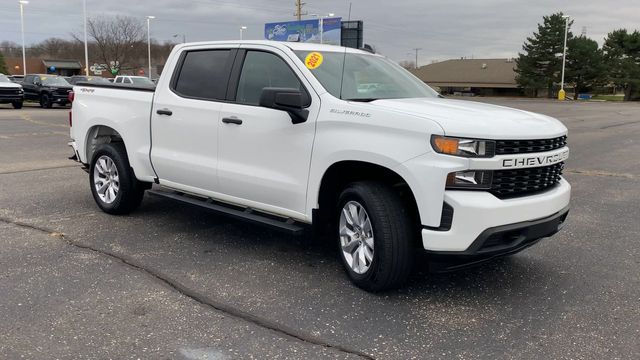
[84,125,126,165]
[314,160,421,239]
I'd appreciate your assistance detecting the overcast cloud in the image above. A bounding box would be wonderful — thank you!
[0,0,637,64]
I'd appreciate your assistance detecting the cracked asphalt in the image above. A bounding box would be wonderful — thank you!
[0,99,639,359]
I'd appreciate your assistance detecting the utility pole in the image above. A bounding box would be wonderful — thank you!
[412,48,422,69]
[294,0,307,20]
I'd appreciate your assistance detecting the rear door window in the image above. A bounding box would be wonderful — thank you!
[173,49,232,100]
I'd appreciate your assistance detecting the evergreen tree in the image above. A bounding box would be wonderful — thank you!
[603,29,640,101]
[515,13,572,97]
[565,36,606,99]
[0,51,8,74]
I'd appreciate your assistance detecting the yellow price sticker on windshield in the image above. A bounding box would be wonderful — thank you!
[305,52,323,70]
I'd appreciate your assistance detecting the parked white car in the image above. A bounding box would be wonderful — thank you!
[113,75,155,86]
[69,41,570,291]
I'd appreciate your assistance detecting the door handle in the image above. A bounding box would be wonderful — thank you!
[156,108,172,116]
[222,117,243,125]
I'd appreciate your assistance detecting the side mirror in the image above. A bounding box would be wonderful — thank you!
[259,87,309,124]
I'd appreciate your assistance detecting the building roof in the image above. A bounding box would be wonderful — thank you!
[42,59,82,69]
[411,58,517,88]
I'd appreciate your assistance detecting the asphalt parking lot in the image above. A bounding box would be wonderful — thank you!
[1,99,639,359]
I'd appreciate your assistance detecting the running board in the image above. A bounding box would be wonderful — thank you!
[147,189,306,235]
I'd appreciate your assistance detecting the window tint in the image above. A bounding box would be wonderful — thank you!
[174,49,231,100]
[236,51,303,105]
[123,78,132,84]
[115,77,122,83]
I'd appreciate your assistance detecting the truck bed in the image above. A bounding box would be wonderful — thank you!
[70,83,158,182]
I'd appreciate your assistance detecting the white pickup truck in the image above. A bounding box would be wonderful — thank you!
[69,41,570,291]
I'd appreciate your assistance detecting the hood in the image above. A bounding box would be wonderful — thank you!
[368,98,567,139]
[0,82,22,90]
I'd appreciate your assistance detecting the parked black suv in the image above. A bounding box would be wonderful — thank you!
[22,74,73,108]
[0,73,24,109]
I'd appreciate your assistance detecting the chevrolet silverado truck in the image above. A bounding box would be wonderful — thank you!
[69,41,570,291]
[22,74,72,108]
[0,73,24,108]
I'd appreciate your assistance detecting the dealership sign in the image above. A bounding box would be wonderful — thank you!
[264,18,342,46]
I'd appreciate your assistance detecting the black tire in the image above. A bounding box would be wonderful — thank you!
[12,101,23,109]
[89,143,147,215]
[40,94,52,108]
[336,181,414,292]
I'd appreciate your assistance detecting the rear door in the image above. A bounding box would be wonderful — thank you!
[150,46,237,191]
[216,46,320,219]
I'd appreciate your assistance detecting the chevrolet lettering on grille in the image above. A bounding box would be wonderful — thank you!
[502,148,569,168]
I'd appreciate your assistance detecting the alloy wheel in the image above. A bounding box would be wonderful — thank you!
[339,201,375,274]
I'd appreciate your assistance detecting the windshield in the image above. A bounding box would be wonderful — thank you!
[41,76,71,86]
[0,74,10,83]
[294,51,438,101]
[131,77,154,85]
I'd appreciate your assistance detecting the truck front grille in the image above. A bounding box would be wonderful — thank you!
[0,88,21,95]
[495,136,567,155]
[491,162,564,198]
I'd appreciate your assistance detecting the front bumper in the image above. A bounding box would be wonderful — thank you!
[0,94,23,103]
[51,94,69,104]
[421,177,571,253]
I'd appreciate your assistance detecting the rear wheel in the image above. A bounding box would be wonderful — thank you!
[12,101,23,109]
[40,94,52,108]
[89,143,147,214]
[336,181,414,291]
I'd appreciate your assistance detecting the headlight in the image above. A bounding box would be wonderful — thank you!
[431,135,495,158]
[446,170,493,189]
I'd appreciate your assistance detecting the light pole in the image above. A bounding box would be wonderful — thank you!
[311,13,334,44]
[559,15,570,100]
[173,34,186,43]
[83,0,89,75]
[240,26,247,40]
[19,0,28,76]
[146,16,155,79]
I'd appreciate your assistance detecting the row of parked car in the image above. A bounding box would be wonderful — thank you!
[0,73,155,109]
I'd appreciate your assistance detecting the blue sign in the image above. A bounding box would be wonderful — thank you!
[265,18,342,46]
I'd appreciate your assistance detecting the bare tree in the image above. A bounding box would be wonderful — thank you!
[398,60,417,70]
[74,15,145,75]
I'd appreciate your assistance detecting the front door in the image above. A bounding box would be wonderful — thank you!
[217,47,319,219]
[150,47,236,191]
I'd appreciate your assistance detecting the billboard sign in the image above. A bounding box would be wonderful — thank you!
[264,18,342,46]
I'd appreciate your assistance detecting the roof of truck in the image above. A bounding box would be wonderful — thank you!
[174,40,375,55]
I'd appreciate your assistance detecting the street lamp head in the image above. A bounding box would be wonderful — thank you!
[19,0,29,4]
[562,15,570,19]
[328,13,335,17]
[147,15,155,19]
[241,26,247,30]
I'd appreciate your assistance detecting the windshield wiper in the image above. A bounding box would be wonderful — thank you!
[344,98,379,102]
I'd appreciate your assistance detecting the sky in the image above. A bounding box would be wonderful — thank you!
[0,0,637,65]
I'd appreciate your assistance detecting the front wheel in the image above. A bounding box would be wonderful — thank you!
[12,101,23,109]
[337,181,414,291]
[40,94,52,108]
[89,143,147,214]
